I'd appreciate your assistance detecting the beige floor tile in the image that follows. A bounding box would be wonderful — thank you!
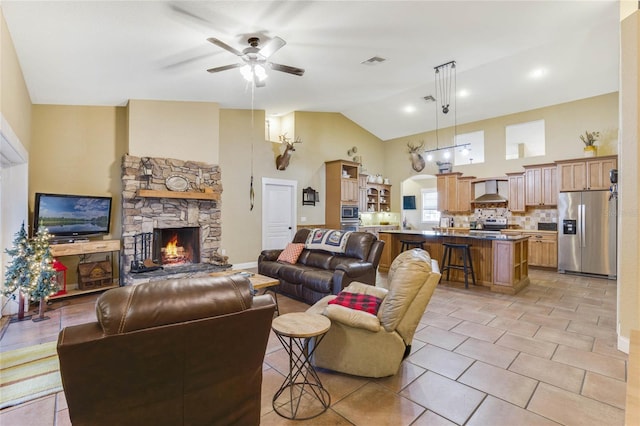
[454,337,518,368]
[259,407,351,425]
[592,338,629,361]
[528,383,625,426]
[581,372,627,410]
[496,332,557,359]
[548,307,599,324]
[508,301,552,315]
[375,360,426,393]
[508,352,585,393]
[467,395,561,426]
[552,345,626,380]
[0,395,56,426]
[534,326,594,351]
[55,408,72,426]
[479,306,525,320]
[458,361,537,407]
[450,321,505,343]
[519,312,570,330]
[400,371,485,425]
[413,325,468,351]
[260,366,286,417]
[420,311,462,330]
[411,410,458,426]
[566,320,618,340]
[332,382,425,426]
[448,308,496,325]
[407,343,474,379]
[487,316,540,337]
[315,369,369,404]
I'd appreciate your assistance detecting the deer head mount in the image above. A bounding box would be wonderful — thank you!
[275,134,302,170]
[407,141,426,172]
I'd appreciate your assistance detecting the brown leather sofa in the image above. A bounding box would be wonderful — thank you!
[57,275,276,426]
[258,229,384,305]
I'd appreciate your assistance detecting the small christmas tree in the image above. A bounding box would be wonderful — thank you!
[28,226,58,321]
[2,222,33,320]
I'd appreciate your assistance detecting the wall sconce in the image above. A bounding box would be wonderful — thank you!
[302,187,319,206]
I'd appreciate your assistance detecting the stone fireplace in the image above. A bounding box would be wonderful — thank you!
[121,155,228,284]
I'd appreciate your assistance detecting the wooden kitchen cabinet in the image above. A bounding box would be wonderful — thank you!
[436,172,462,212]
[557,155,617,191]
[524,163,557,207]
[325,159,360,228]
[522,231,557,268]
[363,183,392,213]
[456,176,475,212]
[506,172,526,212]
[358,174,368,212]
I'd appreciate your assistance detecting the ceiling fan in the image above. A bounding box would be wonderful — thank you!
[206,36,305,87]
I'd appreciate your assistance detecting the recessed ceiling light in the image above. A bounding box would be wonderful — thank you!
[529,67,548,79]
[403,105,416,113]
[458,89,470,98]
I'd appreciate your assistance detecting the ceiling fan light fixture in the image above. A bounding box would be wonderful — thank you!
[240,64,267,82]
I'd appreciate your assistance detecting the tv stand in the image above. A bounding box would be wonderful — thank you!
[49,239,121,299]
[52,238,91,244]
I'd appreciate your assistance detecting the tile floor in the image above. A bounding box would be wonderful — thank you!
[0,269,627,425]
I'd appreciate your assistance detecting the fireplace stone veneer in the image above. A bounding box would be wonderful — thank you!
[121,155,223,284]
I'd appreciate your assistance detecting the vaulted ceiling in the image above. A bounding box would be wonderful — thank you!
[2,1,620,141]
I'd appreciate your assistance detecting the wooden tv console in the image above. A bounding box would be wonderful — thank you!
[49,239,121,299]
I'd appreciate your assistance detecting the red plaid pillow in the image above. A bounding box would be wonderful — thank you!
[328,291,383,315]
[277,243,305,264]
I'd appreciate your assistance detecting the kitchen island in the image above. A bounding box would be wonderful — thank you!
[378,230,530,294]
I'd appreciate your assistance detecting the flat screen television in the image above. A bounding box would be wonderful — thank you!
[33,193,112,239]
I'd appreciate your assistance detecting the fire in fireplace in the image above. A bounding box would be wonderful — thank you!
[153,227,200,267]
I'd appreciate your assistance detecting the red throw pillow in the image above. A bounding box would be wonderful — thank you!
[328,291,383,315]
[277,243,305,264]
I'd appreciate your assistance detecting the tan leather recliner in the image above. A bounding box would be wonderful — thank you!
[307,249,441,378]
[57,275,276,426]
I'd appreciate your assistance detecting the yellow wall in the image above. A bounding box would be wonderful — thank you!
[0,8,32,149]
[383,93,619,211]
[30,105,127,239]
[128,100,220,164]
[219,110,384,264]
[618,9,640,344]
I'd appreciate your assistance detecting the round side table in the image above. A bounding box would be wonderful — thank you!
[271,312,331,420]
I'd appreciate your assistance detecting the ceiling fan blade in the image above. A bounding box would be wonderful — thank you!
[206,63,243,73]
[259,36,286,58]
[269,62,305,76]
[207,38,243,56]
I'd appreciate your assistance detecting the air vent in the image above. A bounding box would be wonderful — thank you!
[361,56,386,65]
[423,95,436,102]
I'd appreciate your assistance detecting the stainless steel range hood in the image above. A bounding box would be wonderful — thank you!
[473,180,508,204]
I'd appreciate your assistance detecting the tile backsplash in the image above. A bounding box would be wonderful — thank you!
[446,207,557,230]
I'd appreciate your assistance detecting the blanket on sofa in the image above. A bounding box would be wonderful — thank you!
[305,229,352,253]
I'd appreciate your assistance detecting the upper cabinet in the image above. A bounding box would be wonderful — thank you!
[506,172,526,213]
[325,159,360,228]
[523,163,557,207]
[436,173,475,213]
[557,155,617,192]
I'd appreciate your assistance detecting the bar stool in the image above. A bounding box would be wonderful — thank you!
[441,243,476,288]
[400,240,424,252]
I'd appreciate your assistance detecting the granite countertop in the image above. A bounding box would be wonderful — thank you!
[378,229,530,241]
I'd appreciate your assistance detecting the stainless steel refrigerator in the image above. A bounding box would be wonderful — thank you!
[558,190,617,278]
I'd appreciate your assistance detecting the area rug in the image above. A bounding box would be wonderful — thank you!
[0,341,62,409]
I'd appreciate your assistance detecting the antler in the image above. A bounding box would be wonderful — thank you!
[279,133,302,146]
[407,140,424,152]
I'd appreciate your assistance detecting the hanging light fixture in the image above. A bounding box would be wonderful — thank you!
[424,60,470,162]
[240,64,268,83]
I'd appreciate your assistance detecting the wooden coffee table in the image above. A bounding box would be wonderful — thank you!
[210,270,280,314]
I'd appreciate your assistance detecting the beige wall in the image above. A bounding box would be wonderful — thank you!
[219,110,384,264]
[29,105,127,239]
[128,100,220,164]
[382,93,619,211]
[0,8,32,150]
[618,9,640,344]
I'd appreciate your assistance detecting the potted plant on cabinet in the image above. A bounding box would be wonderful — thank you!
[580,131,600,157]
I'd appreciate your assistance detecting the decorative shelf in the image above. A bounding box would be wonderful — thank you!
[136,189,220,201]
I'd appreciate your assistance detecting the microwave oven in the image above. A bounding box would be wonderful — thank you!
[341,205,359,219]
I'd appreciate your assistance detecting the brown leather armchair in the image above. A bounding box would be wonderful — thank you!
[57,275,276,426]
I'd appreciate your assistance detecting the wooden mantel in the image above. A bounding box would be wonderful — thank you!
[135,189,220,201]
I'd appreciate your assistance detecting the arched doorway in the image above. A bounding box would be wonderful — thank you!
[400,174,438,230]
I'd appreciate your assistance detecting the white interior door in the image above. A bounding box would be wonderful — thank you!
[262,178,297,250]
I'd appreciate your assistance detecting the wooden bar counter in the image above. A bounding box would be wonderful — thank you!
[378,230,530,295]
